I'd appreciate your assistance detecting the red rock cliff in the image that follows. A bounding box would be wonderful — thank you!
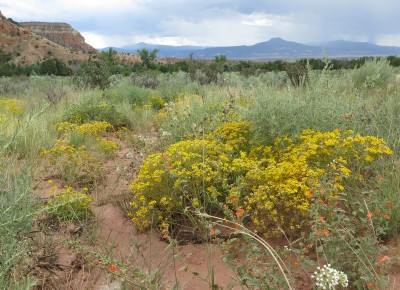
[20,22,96,53]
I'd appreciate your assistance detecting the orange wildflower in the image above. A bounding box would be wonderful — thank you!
[166,165,173,170]
[376,177,384,182]
[323,229,330,237]
[108,263,117,273]
[209,228,217,237]
[366,283,376,289]
[367,212,374,219]
[379,256,388,263]
[236,208,245,218]
[384,214,390,220]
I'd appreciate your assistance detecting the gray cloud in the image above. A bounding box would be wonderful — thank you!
[1,0,399,47]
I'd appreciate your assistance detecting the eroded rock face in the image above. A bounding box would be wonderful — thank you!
[20,22,96,53]
[0,13,20,35]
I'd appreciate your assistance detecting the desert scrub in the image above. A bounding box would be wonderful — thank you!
[40,139,103,186]
[351,57,394,90]
[155,92,238,143]
[130,122,393,237]
[45,185,94,222]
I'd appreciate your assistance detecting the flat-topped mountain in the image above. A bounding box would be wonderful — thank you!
[19,22,96,53]
[0,11,92,65]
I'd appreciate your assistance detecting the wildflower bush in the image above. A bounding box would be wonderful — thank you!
[130,122,393,237]
[97,138,120,158]
[240,128,392,234]
[45,185,94,222]
[130,122,250,233]
[56,120,114,136]
[55,120,119,158]
[40,139,103,186]
[0,98,24,123]
[0,98,24,115]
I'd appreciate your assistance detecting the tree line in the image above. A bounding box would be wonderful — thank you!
[2,47,400,81]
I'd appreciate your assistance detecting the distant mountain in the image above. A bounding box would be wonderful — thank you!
[104,37,400,60]
[321,40,400,57]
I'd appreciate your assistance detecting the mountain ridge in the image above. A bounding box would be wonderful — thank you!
[102,37,400,60]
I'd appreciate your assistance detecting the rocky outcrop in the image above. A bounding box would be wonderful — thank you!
[20,22,96,53]
[0,10,90,66]
[0,12,21,35]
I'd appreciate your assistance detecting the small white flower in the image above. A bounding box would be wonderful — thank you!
[311,264,348,289]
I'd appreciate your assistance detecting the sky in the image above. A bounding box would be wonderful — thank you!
[1,0,400,49]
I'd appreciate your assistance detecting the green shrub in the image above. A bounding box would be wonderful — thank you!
[0,167,36,288]
[75,60,111,89]
[45,186,94,222]
[63,95,131,128]
[351,57,394,90]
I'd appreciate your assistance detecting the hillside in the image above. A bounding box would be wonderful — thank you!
[0,10,92,66]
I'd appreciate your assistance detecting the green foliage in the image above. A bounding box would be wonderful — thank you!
[131,70,160,89]
[63,94,131,128]
[37,58,72,76]
[351,57,394,90]
[45,186,94,222]
[0,48,12,64]
[137,48,159,70]
[0,167,36,289]
[75,60,111,89]
[284,60,309,87]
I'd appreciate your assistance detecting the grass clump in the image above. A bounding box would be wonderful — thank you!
[45,185,94,222]
[40,139,103,186]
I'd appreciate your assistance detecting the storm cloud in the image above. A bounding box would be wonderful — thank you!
[1,0,399,48]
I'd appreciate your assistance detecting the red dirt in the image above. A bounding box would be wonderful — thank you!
[30,133,400,289]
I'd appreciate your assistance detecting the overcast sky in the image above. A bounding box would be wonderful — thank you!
[1,0,399,48]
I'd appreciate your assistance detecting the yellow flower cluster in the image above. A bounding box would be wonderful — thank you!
[211,121,253,152]
[0,98,24,122]
[40,139,103,185]
[130,138,234,231]
[97,138,120,157]
[56,121,114,136]
[0,98,24,115]
[241,128,392,232]
[130,122,393,234]
[45,186,94,221]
